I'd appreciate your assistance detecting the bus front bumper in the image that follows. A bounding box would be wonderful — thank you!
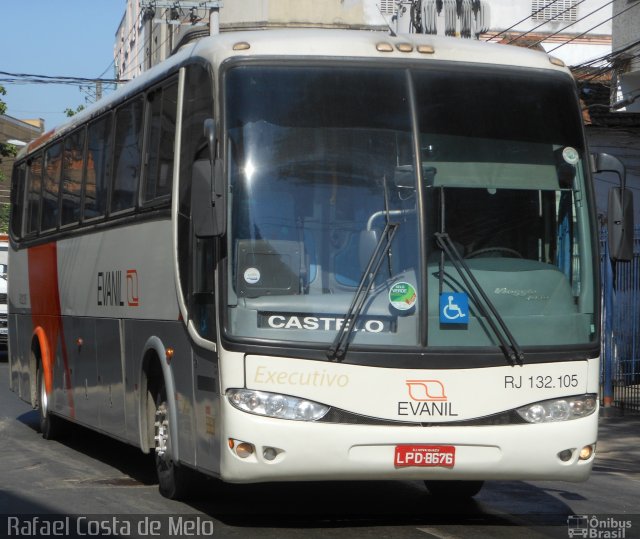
[218,403,598,484]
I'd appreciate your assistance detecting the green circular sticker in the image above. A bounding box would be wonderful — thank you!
[389,282,417,311]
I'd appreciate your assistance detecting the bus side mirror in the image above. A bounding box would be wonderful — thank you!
[593,153,634,261]
[192,119,225,237]
[607,188,634,261]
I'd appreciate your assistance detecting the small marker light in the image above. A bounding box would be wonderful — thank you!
[579,445,594,461]
[263,447,278,461]
[417,44,435,54]
[549,56,565,67]
[165,347,175,362]
[236,442,254,458]
[376,42,393,52]
[396,43,413,53]
[233,41,250,51]
[558,449,573,462]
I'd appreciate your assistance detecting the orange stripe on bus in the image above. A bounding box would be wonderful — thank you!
[33,326,53,395]
[28,243,75,417]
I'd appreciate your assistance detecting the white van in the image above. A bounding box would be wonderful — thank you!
[0,239,7,348]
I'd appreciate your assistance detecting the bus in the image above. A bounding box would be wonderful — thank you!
[8,28,632,500]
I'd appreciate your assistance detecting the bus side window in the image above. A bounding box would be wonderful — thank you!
[178,63,216,341]
[26,153,43,235]
[42,142,62,232]
[191,237,216,341]
[84,115,112,220]
[111,96,144,214]
[10,162,26,239]
[61,128,85,227]
[144,80,178,204]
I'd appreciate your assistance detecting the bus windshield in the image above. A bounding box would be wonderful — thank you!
[224,64,596,354]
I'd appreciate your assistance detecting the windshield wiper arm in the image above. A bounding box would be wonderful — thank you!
[328,221,399,361]
[435,232,525,365]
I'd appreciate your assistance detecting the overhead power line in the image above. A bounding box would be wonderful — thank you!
[485,0,563,43]
[547,0,640,53]
[0,70,125,86]
[571,37,640,82]
[526,0,614,49]
[505,0,590,45]
[572,38,640,70]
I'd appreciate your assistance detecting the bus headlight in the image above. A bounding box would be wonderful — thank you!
[516,394,597,423]
[227,389,330,421]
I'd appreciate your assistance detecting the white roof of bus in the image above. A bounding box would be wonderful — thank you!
[19,28,569,157]
[192,28,567,73]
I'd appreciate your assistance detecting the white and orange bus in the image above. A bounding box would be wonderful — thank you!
[8,28,631,500]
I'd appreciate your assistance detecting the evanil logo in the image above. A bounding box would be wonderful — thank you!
[97,269,139,307]
[397,379,458,418]
[406,380,447,401]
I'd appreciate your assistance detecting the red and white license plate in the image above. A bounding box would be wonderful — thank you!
[394,445,456,468]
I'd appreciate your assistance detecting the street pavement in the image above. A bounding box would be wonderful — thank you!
[595,407,640,481]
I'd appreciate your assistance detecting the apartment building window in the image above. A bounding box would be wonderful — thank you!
[532,0,577,22]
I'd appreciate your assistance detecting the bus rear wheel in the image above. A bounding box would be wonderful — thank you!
[36,358,62,440]
[424,480,484,498]
[153,387,190,500]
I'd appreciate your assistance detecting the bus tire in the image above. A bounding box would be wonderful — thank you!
[36,358,62,440]
[154,386,190,500]
[424,480,484,498]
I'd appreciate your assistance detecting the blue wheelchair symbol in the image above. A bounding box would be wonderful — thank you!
[439,293,469,325]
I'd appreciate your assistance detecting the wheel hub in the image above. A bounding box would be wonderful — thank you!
[154,403,169,457]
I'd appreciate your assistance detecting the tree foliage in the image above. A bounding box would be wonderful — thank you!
[0,85,6,115]
[65,104,85,117]
[0,84,14,234]
[0,85,17,163]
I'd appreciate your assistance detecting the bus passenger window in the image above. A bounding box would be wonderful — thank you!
[144,81,178,203]
[191,237,216,341]
[42,143,62,232]
[61,129,85,226]
[84,115,111,220]
[10,163,26,239]
[112,96,144,213]
[26,154,43,235]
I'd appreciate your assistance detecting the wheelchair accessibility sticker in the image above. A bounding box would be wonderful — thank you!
[439,293,469,325]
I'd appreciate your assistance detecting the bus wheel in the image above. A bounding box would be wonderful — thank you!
[154,387,189,500]
[424,480,484,498]
[36,360,62,440]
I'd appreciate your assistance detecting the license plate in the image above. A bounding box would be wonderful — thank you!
[394,445,455,468]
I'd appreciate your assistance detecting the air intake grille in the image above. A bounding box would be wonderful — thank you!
[532,0,577,22]
[379,0,396,15]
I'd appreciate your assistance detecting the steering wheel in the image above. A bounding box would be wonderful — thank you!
[466,247,523,259]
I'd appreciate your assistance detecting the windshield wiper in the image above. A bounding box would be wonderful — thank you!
[328,220,399,361]
[435,232,525,365]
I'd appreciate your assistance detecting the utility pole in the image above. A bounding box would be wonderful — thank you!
[80,80,109,104]
[141,1,223,36]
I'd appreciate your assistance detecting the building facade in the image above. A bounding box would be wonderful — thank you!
[0,116,43,182]
[612,0,640,112]
[115,1,613,78]
[480,0,612,66]
[114,0,390,81]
